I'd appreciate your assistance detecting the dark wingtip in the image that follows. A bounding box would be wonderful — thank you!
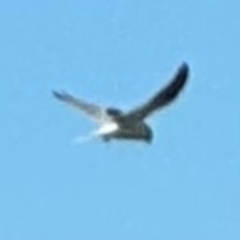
[162,62,189,103]
[180,61,189,69]
[172,62,190,90]
[52,90,67,101]
[52,90,62,99]
[178,62,190,79]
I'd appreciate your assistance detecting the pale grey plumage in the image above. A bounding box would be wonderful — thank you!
[52,91,111,123]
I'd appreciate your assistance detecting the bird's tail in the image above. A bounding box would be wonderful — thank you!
[72,132,97,145]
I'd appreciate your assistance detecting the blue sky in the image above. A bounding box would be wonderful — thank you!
[0,0,239,239]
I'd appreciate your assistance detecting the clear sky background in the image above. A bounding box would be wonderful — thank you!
[0,0,239,239]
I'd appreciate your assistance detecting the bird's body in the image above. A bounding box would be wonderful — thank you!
[53,63,189,143]
[96,119,152,142]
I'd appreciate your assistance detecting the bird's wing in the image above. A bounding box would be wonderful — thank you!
[126,62,189,120]
[52,91,111,123]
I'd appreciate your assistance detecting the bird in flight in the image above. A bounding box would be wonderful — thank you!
[53,62,189,143]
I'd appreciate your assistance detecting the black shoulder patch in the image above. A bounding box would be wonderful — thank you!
[106,108,123,117]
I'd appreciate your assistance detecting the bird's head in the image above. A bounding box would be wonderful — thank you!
[106,108,123,117]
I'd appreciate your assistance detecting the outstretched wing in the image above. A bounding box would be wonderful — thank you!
[126,62,189,120]
[52,91,111,123]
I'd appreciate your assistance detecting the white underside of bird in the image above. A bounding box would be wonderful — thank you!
[94,122,119,136]
[73,122,119,144]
